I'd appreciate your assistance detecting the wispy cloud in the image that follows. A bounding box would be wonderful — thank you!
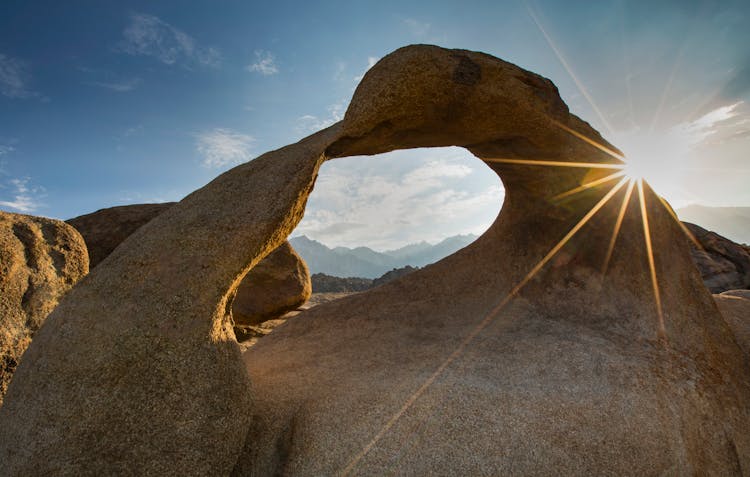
[402,18,431,37]
[0,53,38,99]
[676,101,745,145]
[195,128,255,168]
[333,61,346,81]
[354,57,379,82]
[89,77,142,92]
[296,101,346,134]
[246,50,279,75]
[294,148,503,249]
[0,177,45,213]
[119,13,221,68]
[0,144,15,157]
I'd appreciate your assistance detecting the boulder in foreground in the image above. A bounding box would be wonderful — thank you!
[232,241,311,326]
[0,211,88,405]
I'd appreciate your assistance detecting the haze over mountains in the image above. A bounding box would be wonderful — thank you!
[289,234,477,278]
[292,205,750,278]
[677,205,750,245]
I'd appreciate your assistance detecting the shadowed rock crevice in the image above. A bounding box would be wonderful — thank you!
[1,45,748,476]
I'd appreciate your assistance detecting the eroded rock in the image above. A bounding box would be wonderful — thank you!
[0,211,88,405]
[67,203,175,268]
[714,291,750,358]
[685,222,750,293]
[69,204,311,327]
[232,241,311,326]
[1,45,748,476]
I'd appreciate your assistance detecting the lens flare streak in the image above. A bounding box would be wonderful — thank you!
[637,179,666,338]
[602,179,636,276]
[553,170,626,201]
[550,119,625,161]
[339,176,629,476]
[484,158,624,169]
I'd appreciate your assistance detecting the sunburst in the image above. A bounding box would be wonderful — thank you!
[340,150,677,474]
[340,10,713,471]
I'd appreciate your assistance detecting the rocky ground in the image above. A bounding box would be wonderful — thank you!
[235,292,359,351]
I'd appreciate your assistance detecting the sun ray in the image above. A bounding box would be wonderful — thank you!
[339,176,629,476]
[601,179,636,276]
[654,193,704,252]
[526,3,614,136]
[648,37,690,133]
[553,170,626,201]
[484,157,624,169]
[618,0,637,128]
[637,179,666,339]
[550,119,625,162]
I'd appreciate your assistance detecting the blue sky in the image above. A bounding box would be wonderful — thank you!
[1,0,749,249]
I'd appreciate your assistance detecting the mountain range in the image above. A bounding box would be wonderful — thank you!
[677,205,750,245]
[289,234,477,278]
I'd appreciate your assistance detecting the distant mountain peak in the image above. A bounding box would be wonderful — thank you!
[290,233,479,278]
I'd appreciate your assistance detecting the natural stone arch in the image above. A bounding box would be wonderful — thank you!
[0,45,748,476]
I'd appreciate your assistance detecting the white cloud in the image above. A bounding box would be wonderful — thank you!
[0,53,38,99]
[90,77,142,92]
[296,101,346,134]
[119,13,221,68]
[354,57,379,82]
[246,50,279,76]
[196,128,255,168]
[333,61,346,81]
[0,144,14,157]
[403,18,431,37]
[0,177,45,213]
[293,147,503,249]
[676,101,743,145]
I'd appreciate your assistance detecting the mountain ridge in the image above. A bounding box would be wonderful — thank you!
[290,234,477,278]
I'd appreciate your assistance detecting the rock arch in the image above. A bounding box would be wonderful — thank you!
[1,45,748,475]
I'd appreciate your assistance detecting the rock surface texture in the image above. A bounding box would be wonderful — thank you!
[1,45,748,476]
[714,290,750,358]
[231,241,311,325]
[67,202,175,268]
[685,222,750,293]
[68,204,311,326]
[0,212,88,405]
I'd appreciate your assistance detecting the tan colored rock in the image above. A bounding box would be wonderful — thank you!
[67,202,174,267]
[0,211,88,405]
[232,241,311,326]
[722,289,750,300]
[1,45,748,475]
[69,204,311,326]
[714,292,750,358]
[685,222,750,293]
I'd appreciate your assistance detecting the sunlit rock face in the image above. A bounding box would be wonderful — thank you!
[68,203,312,327]
[0,45,748,476]
[0,212,88,406]
[67,203,176,268]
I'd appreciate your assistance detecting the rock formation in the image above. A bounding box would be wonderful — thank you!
[685,222,750,293]
[714,290,750,358]
[67,202,175,268]
[1,45,748,476]
[311,266,419,293]
[231,241,311,326]
[68,203,311,326]
[0,212,88,405]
